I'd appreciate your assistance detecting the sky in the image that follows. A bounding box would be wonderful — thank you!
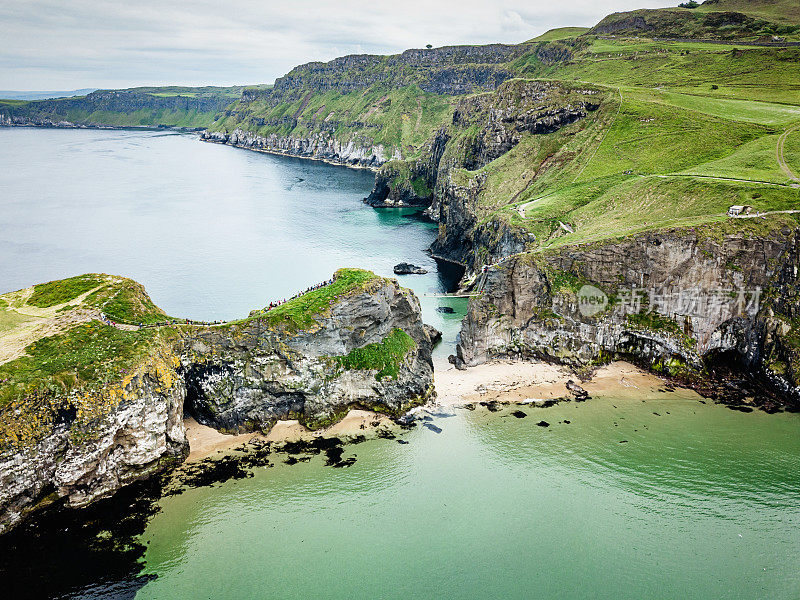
[0,0,670,90]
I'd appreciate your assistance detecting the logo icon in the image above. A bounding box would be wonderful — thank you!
[578,285,608,317]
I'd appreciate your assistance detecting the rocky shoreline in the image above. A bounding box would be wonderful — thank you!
[200,129,392,170]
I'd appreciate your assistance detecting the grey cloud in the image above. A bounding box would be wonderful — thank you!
[1,0,667,89]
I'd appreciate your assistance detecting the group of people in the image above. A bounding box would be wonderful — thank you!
[264,278,335,312]
[138,318,227,329]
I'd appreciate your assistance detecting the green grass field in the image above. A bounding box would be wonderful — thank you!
[256,268,379,332]
[693,0,800,26]
[529,27,589,42]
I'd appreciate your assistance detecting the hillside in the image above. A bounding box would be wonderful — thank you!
[694,0,800,27]
[0,85,265,129]
[590,0,800,41]
[202,10,799,268]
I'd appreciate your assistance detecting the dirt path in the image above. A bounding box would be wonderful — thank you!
[735,209,800,218]
[777,124,800,184]
[0,286,110,365]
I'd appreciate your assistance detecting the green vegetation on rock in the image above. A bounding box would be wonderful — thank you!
[258,268,379,332]
[0,323,159,408]
[331,328,416,380]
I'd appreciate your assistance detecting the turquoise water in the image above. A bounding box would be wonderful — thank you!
[0,127,467,361]
[138,392,800,599]
[1,128,799,599]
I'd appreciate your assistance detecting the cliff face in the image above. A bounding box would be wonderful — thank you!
[181,275,434,431]
[0,350,187,535]
[203,42,543,167]
[201,128,398,168]
[247,44,525,101]
[0,270,433,533]
[364,80,607,264]
[456,225,800,406]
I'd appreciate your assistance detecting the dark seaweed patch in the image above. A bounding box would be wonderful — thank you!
[422,422,443,433]
[0,478,164,599]
[168,455,253,493]
[511,410,527,419]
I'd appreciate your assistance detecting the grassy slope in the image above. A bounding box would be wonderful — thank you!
[694,0,800,26]
[589,0,800,40]
[250,268,381,332]
[530,27,591,41]
[213,84,457,159]
[456,33,800,251]
[0,275,169,406]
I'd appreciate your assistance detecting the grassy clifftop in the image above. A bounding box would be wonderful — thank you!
[590,0,800,41]
[0,275,170,409]
[207,1,799,252]
[0,275,177,449]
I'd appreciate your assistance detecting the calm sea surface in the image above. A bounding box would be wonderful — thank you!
[1,128,798,600]
[0,127,466,361]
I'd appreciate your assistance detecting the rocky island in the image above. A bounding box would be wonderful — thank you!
[0,269,434,533]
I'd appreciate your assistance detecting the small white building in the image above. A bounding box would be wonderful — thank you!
[728,205,752,217]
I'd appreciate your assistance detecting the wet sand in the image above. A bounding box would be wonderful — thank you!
[185,410,395,462]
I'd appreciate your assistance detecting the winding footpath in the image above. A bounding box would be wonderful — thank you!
[777,124,800,186]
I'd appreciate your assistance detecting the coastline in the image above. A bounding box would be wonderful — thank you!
[0,121,204,133]
[185,410,396,462]
[199,136,382,172]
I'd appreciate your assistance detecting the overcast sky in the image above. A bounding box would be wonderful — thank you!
[0,0,669,90]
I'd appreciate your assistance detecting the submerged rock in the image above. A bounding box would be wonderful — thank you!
[422,422,443,434]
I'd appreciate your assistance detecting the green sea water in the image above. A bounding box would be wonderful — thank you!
[137,390,800,600]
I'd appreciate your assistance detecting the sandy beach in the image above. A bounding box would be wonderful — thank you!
[184,360,687,461]
[434,359,680,406]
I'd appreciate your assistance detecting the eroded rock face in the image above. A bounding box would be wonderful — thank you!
[181,278,434,431]
[457,228,800,405]
[201,128,397,168]
[0,358,187,535]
